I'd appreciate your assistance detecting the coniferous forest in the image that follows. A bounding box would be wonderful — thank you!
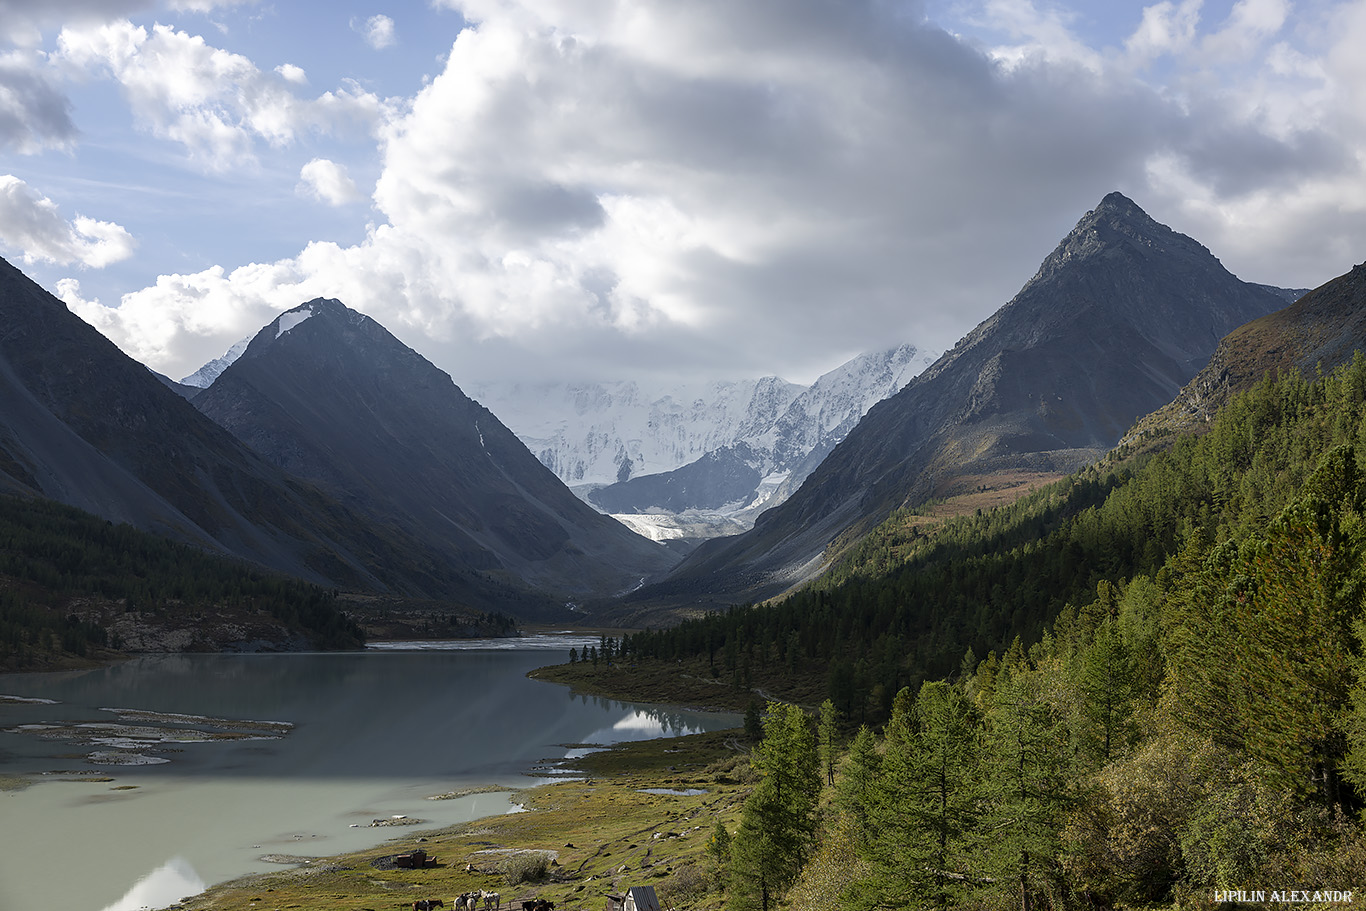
[611,355,1366,907]
[0,493,364,668]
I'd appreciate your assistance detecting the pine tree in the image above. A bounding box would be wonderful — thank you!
[1165,446,1365,804]
[836,724,881,848]
[1076,617,1136,767]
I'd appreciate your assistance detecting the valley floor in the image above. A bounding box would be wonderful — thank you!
[171,729,746,911]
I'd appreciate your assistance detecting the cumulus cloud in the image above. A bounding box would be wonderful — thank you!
[353,14,396,50]
[297,158,363,205]
[274,62,307,85]
[55,19,393,170]
[1125,0,1203,62]
[75,0,1366,388]
[0,51,78,152]
[0,175,136,267]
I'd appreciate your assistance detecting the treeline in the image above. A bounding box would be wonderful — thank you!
[621,354,1366,722]
[713,437,1366,907]
[0,493,364,667]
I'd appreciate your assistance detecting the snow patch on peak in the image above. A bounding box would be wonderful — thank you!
[276,305,315,339]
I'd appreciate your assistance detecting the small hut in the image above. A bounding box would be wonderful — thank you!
[604,885,662,911]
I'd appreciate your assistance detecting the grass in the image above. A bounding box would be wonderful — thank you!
[171,729,750,911]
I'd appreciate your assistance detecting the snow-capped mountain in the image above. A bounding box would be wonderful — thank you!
[465,375,806,489]
[469,343,938,546]
[179,336,251,388]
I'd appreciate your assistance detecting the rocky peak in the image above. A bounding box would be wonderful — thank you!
[1028,191,1215,289]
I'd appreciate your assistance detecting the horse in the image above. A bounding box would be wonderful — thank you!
[413,901,444,911]
[482,891,501,910]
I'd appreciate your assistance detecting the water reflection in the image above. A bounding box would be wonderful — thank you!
[100,856,205,911]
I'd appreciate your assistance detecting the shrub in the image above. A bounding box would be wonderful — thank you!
[502,851,552,885]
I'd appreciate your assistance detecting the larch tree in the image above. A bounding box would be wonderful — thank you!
[728,701,820,911]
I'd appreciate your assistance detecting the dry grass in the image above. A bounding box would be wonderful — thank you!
[173,729,745,911]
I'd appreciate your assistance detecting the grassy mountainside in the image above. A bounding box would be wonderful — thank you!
[1128,262,1366,448]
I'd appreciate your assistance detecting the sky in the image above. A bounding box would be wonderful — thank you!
[1,0,1364,389]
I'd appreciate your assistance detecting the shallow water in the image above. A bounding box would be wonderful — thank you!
[0,637,738,910]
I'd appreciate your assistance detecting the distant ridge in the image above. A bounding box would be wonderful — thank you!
[637,192,1292,607]
[180,336,251,388]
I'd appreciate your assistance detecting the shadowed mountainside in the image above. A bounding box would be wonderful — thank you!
[0,256,441,593]
[192,298,675,601]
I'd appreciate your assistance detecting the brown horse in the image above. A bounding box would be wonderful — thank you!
[413,901,445,911]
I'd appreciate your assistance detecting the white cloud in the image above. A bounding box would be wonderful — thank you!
[973,0,1104,72]
[55,19,393,170]
[297,158,363,206]
[0,1,256,44]
[0,175,136,267]
[1203,0,1288,61]
[354,14,397,50]
[274,62,307,85]
[71,0,1366,389]
[1125,0,1204,62]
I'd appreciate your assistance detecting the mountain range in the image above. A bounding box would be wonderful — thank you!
[0,189,1338,631]
[468,344,937,548]
[0,256,434,594]
[1126,263,1359,444]
[634,192,1295,608]
[0,265,671,613]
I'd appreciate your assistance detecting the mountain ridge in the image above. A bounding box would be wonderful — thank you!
[0,255,460,594]
[635,192,1292,608]
[192,298,676,603]
[1125,261,1366,445]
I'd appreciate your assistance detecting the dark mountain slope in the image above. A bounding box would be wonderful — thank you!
[1128,262,1366,443]
[644,192,1289,605]
[0,255,500,597]
[192,299,675,599]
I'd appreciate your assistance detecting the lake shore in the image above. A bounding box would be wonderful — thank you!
[168,728,749,911]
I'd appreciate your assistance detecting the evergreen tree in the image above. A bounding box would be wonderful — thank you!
[1076,617,1137,767]
[850,682,980,911]
[982,668,1074,911]
[1164,446,1365,805]
[729,702,820,911]
[836,724,882,849]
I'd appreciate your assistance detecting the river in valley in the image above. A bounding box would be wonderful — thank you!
[0,635,740,911]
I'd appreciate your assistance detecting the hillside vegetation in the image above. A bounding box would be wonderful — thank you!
[0,494,365,669]
[568,353,1366,907]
